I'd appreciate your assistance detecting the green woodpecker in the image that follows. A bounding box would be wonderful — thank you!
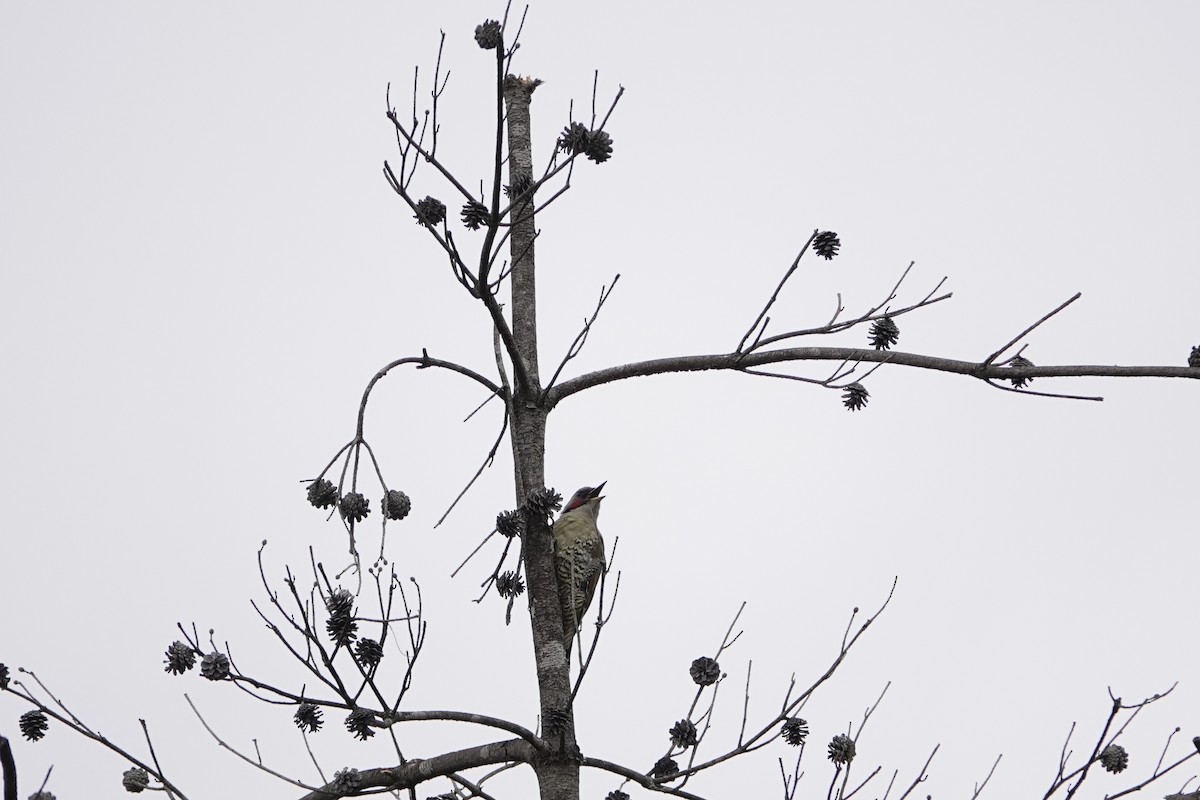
[553,482,606,655]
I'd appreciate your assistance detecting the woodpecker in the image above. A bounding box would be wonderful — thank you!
[553,482,606,655]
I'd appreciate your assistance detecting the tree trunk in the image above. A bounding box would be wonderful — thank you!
[503,75,580,800]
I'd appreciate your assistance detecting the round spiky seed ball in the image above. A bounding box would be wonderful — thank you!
[669,719,698,748]
[327,588,354,617]
[828,733,856,764]
[461,200,489,230]
[355,638,384,668]
[813,230,841,260]
[382,489,411,521]
[200,651,231,681]
[163,641,196,675]
[474,20,502,49]
[496,509,523,538]
[504,174,534,199]
[689,656,721,686]
[1100,743,1128,774]
[0,662,9,690]
[20,709,48,741]
[122,767,150,793]
[345,708,377,740]
[1188,345,1200,368]
[869,316,900,350]
[415,195,448,226]
[558,122,590,154]
[586,130,614,164]
[781,717,809,746]
[332,767,362,792]
[605,792,631,800]
[415,196,447,227]
[496,570,525,598]
[339,492,370,523]
[650,756,679,779]
[1008,355,1034,388]
[307,478,339,509]
[525,487,563,518]
[294,702,324,733]
[842,382,869,411]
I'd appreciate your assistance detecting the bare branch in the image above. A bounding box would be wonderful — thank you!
[5,676,191,800]
[736,231,818,353]
[542,274,621,400]
[185,694,319,793]
[970,754,1003,799]
[984,293,1081,365]
[747,261,949,352]
[547,347,1200,408]
[895,744,939,800]
[297,739,536,800]
[434,407,510,528]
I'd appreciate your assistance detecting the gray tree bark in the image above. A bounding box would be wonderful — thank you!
[503,75,581,800]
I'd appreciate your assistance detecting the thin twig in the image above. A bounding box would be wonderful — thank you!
[983,293,1082,365]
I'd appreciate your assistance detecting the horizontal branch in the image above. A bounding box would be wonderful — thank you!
[545,348,1200,407]
[388,709,545,750]
[297,738,534,799]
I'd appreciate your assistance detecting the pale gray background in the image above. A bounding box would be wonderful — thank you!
[2,2,1197,799]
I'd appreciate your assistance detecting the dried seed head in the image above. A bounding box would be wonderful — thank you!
[332,767,362,792]
[306,478,339,509]
[474,20,502,50]
[1100,743,1128,774]
[586,130,614,164]
[842,382,870,411]
[669,719,698,748]
[200,651,231,681]
[163,641,196,675]
[326,589,358,646]
[122,767,151,793]
[20,709,48,741]
[294,702,324,733]
[504,174,534,199]
[461,200,489,230]
[1008,355,1034,388]
[689,656,721,686]
[525,487,563,518]
[382,489,411,521]
[813,231,841,260]
[557,122,591,154]
[496,509,524,538]
[828,733,856,764]
[339,492,370,523]
[355,639,384,668]
[496,571,526,598]
[415,196,447,227]
[869,316,900,350]
[782,717,809,746]
[345,709,377,740]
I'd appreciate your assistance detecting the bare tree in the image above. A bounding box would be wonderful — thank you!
[3,10,1199,800]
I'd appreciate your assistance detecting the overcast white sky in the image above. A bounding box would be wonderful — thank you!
[3,3,1198,799]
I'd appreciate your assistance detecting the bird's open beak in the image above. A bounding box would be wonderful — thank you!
[589,481,606,500]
